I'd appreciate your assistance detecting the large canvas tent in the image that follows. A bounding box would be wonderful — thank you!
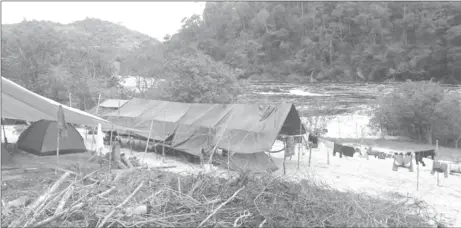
[16,120,87,156]
[105,98,306,172]
[86,99,128,116]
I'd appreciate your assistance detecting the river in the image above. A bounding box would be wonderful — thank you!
[240,81,461,139]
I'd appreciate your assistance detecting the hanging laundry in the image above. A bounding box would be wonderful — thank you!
[285,136,295,158]
[333,143,342,157]
[95,123,104,155]
[414,149,435,167]
[431,161,449,178]
[392,154,413,172]
[308,134,319,148]
[341,145,355,157]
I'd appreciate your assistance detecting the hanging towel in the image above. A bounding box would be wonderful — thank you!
[392,154,413,172]
[431,161,449,178]
[285,136,296,158]
[95,123,105,155]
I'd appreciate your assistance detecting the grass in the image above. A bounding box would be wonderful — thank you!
[1,161,441,228]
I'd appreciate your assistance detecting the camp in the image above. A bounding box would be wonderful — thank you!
[16,120,87,156]
[105,98,306,173]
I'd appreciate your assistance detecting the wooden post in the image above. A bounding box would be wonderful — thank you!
[337,118,341,138]
[92,94,102,150]
[283,138,287,175]
[417,161,420,191]
[162,110,166,163]
[436,140,440,186]
[283,156,286,175]
[68,93,72,108]
[297,142,301,171]
[108,126,114,173]
[144,119,154,155]
[56,128,60,170]
[308,147,312,167]
[297,106,302,171]
[128,132,133,155]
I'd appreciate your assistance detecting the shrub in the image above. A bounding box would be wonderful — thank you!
[370,81,461,147]
[145,49,245,104]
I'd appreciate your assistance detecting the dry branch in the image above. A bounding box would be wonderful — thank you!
[54,186,74,215]
[198,186,245,227]
[96,182,145,228]
[30,202,85,228]
[9,172,70,228]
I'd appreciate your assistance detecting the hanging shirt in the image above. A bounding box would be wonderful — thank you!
[285,136,295,158]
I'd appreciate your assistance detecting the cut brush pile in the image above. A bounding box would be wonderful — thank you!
[2,166,439,228]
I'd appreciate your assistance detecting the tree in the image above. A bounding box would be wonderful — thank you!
[370,81,461,146]
[145,49,244,104]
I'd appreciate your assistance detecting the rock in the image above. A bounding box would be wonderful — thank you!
[7,196,31,208]
[125,205,148,215]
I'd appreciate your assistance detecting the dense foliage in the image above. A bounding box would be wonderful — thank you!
[3,2,461,108]
[162,2,461,83]
[1,18,159,109]
[370,81,461,148]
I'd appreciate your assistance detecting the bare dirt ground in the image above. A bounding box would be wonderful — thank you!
[2,126,461,227]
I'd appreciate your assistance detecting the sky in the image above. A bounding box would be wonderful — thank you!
[1,2,206,40]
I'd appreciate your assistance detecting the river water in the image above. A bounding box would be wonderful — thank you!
[240,81,461,139]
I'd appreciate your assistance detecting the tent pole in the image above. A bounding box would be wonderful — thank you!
[128,132,133,155]
[162,110,166,163]
[69,92,72,108]
[109,126,113,173]
[56,126,60,173]
[143,120,154,162]
[208,110,234,166]
[2,119,8,144]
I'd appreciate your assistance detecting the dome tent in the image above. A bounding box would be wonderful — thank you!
[1,143,14,167]
[17,120,87,156]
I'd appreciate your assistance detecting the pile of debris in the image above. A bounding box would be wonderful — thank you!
[1,166,438,228]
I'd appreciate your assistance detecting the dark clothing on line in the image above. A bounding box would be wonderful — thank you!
[308,134,319,145]
[333,143,354,158]
[415,149,435,167]
[431,161,449,178]
[333,143,342,157]
[341,146,355,157]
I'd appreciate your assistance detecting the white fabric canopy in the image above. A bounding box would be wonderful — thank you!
[1,77,146,133]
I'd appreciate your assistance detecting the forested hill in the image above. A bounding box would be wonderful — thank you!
[169,2,461,84]
[1,18,160,108]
